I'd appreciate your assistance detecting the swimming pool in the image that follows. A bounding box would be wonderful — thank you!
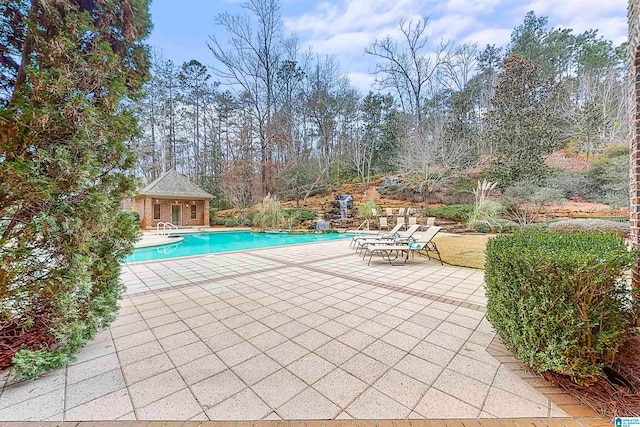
[125,231,351,263]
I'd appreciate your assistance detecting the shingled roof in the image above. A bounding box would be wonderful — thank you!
[137,170,213,199]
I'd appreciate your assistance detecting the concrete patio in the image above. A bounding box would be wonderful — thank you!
[0,239,571,421]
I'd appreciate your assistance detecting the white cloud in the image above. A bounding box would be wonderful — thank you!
[285,0,420,35]
[445,0,504,14]
[305,32,375,56]
[463,27,512,47]
[523,0,627,43]
[346,72,377,93]
[429,14,478,41]
[527,0,625,21]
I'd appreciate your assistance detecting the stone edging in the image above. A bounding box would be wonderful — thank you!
[485,337,602,420]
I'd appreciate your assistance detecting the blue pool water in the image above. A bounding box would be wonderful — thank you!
[125,231,351,263]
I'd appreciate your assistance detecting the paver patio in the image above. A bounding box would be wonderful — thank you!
[0,239,570,421]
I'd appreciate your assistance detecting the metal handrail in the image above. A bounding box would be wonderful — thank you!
[354,219,370,236]
[156,222,178,236]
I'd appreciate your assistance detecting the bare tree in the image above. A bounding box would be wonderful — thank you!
[208,0,293,196]
[366,16,452,125]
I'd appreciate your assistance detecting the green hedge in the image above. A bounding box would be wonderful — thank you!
[427,204,473,221]
[547,219,629,237]
[485,230,636,384]
[285,209,318,221]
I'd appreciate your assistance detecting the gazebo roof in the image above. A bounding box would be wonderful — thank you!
[137,170,213,199]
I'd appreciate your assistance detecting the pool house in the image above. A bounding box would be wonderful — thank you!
[134,169,212,229]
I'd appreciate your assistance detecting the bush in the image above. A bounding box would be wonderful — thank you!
[485,230,636,383]
[285,209,318,222]
[427,204,474,221]
[224,218,239,227]
[546,171,590,199]
[548,219,630,237]
[356,199,380,219]
[503,182,564,225]
[469,218,518,233]
[468,200,507,232]
[378,184,420,201]
[586,152,629,208]
[211,216,226,226]
[251,194,287,229]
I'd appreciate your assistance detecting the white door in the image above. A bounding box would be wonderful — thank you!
[171,204,182,225]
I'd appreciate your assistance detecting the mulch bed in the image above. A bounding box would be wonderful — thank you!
[0,318,56,370]
[542,331,640,417]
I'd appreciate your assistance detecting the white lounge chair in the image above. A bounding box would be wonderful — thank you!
[396,216,406,229]
[356,224,422,255]
[398,207,406,216]
[350,222,403,248]
[364,226,443,266]
[379,216,389,230]
[426,216,435,227]
[385,207,393,217]
[408,216,417,226]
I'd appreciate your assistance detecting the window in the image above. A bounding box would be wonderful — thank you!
[190,204,197,220]
[153,204,161,220]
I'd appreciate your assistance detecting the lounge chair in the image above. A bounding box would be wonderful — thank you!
[356,224,422,255]
[379,216,389,230]
[364,226,443,266]
[371,208,380,217]
[398,207,406,216]
[396,216,406,229]
[385,207,393,217]
[350,222,403,248]
[408,216,417,226]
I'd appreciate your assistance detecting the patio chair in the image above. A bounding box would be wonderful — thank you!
[425,216,435,227]
[364,226,443,266]
[356,224,422,255]
[396,216,406,229]
[350,222,403,248]
[398,207,406,216]
[408,216,417,226]
[371,208,380,217]
[379,216,389,230]
[385,207,393,217]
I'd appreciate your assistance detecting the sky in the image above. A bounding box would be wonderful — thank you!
[147,0,628,92]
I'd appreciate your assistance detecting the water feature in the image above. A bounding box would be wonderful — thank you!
[337,194,353,219]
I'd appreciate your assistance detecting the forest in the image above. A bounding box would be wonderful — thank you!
[132,0,629,212]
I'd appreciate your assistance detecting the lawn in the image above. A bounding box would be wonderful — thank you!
[432,233,490,269]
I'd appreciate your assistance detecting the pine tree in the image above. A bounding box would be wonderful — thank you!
[0,0,150,377]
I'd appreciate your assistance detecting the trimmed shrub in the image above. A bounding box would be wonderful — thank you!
[485,230,636,384]
[285,209,318,222]
[224,218,239,227]
[469,218,518,233]
[426,204,474,221]
[211,216,226,226]
[547,219,629,237]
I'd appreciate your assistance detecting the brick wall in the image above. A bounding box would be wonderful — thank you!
[135,197,210,229]
[630,0,640,288]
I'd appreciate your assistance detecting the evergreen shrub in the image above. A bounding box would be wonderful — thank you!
[485,230,636,383]
[426,204,474,221]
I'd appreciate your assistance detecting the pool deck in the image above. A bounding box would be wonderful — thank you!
[0,239,603,422]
